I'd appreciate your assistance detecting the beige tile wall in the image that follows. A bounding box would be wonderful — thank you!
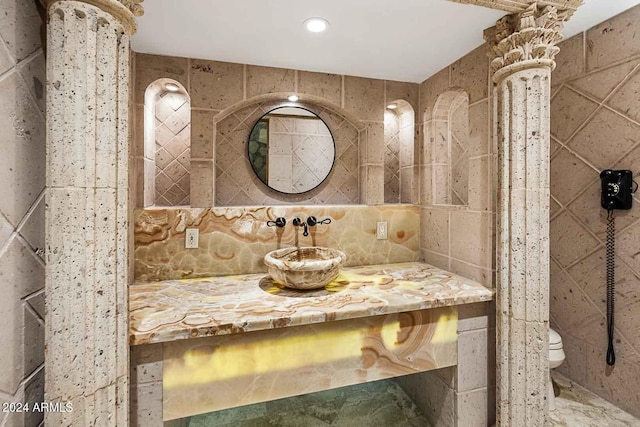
[549,5,640,417]
[215,101,358,205]
[384,106,417,204]
[384,111,401,203]
[418,45,495,288]
[133,53,419,207]
[0,1,46,426]
[154,92,191,206]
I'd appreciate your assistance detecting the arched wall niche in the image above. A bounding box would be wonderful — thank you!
[142,78,192,207]
[430,88,470,206]
[383,99,416,204]
[211,94,365,206]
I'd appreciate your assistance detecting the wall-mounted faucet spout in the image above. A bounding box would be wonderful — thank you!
[292,217,308,236]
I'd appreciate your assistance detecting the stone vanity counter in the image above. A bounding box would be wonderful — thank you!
[130,261,493,345]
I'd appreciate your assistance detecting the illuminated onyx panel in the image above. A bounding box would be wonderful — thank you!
[163,306,457,421]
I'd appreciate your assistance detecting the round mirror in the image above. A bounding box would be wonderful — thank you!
[248,107,335,194]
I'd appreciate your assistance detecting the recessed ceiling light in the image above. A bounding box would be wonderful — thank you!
[304,18,329,33]
[387,103,398,110]
[288,94,299,102]
[165,83,180,92]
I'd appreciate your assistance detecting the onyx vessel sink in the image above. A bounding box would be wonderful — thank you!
[264,247,347,290]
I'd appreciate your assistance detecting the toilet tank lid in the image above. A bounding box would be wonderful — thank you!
[549,328,562,345]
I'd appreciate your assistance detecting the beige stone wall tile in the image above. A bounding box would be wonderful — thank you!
[566,249,640,355]
[134,105,145,157]
[450,45,489,104]
[0,34,14,75]
[385,80,419,111]
[606,66,640,122]
[568,59,639,102]
[130,383,163,427]
[585,344,640,417]
[191,110,215,159]
[556,334,587,384]
[364,165,384,205]
[549,148,598,205]
[549,212,599,268]
[190,59,244,110]
[468,157,489,211]
[568,107,640,170]
[422,249,449,270]
[143,158,155,207]
[457,388,488,427]
[458,302,491,332]
[0,73,45,226]
[135,54,189,104]
[0,237,44,393]
[450,211,490,267]
[396,371,455,427]
[419,68,449,123]
[419,165,433,206]
[567,180,640,241]
[616,219,640,275]
[190,160,214,207]
[468,100,489,157]
[365,122,384,164]
[421,208,449,255]
[130,344,163,386]
[549,87,598,143]
[344,76,384,121]
[246,65,295,99]
[552,34,585,84]
[450,259,492,288]
[298,71,342,106]
[550,197,561,218]
[0,0,41,61]
[18,196,44,254]
[586,5,640,72]
[17,50,45,113]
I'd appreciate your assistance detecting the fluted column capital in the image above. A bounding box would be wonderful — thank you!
[484,3,567,83]
[42,0,144,34]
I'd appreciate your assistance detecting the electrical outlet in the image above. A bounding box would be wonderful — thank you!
[376,221,388,240]
[185,228,199,249]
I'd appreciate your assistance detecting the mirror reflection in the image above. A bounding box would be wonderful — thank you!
[248,107,335,194]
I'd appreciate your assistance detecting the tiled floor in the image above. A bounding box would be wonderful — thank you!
[187,379,431,427]
[550,372,640,427]
[186,372,640,427]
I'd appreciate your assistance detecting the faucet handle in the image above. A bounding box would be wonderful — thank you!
[266,217,287,228]
[307,216,331,226]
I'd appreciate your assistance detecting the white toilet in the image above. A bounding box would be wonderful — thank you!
[548,328,566,411]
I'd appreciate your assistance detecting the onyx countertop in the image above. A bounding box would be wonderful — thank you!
[129,262,493,345]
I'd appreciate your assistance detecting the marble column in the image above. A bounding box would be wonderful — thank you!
[484,5,565,426]
[44,0,142,425]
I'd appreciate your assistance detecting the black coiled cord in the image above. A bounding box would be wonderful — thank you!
[606,209,616,366]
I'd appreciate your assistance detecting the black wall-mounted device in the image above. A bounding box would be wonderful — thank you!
[600,169,633,211]
[600,169,636,366]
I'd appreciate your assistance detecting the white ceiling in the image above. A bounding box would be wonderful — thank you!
[131,0,640,84]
